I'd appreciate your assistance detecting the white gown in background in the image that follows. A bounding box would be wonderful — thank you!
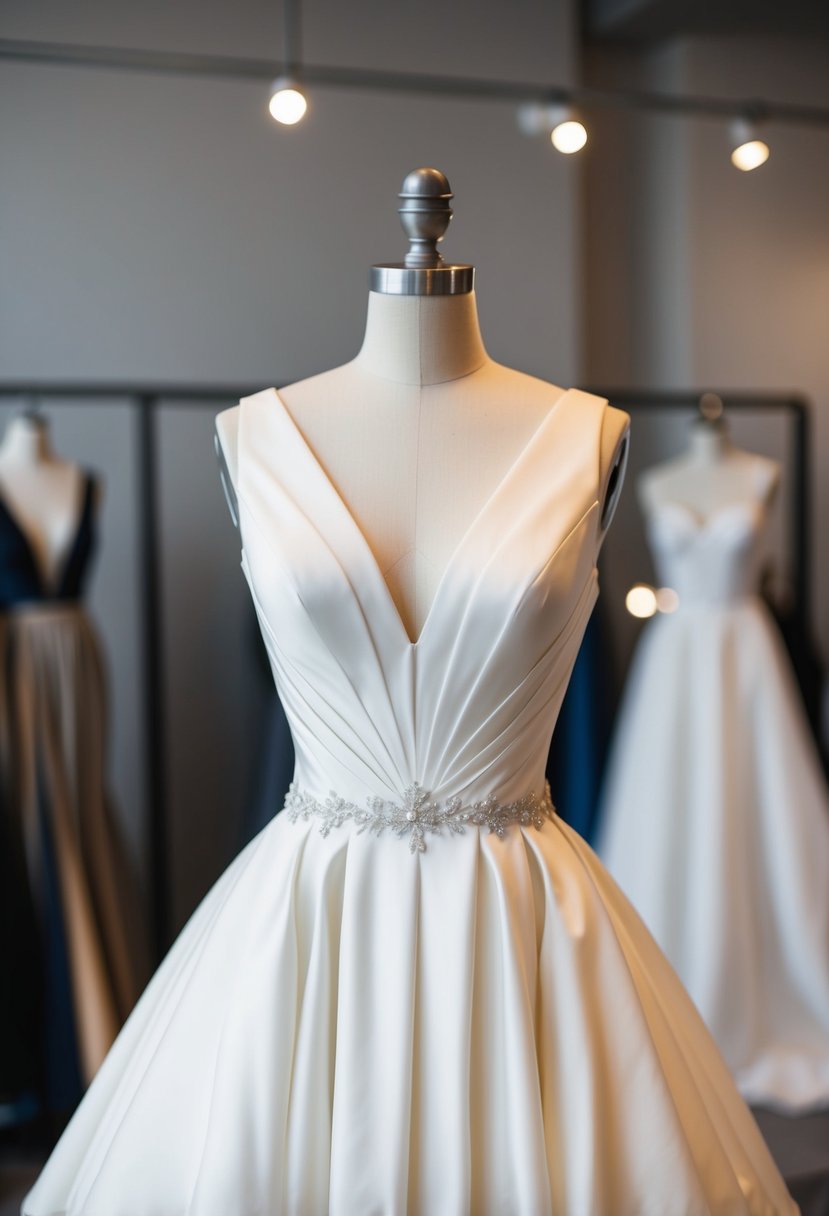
[24,387,794,1215]
[598,493,829,1112]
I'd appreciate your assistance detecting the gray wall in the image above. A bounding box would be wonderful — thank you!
[0,0,581,932]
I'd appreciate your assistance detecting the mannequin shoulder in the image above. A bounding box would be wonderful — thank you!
[748,451,782,505]
[599,403,631,478]
[598,402,630,533]
[215,393,277,528]
[554,384,629,472]
[214,405,240,528]
[214,386,279,481]
[214,404,240,486]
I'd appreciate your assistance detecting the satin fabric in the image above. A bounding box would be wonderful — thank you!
[25,389,794,1214]
[599,498,829,1111]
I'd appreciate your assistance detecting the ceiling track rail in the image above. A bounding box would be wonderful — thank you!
[3,37,829,128]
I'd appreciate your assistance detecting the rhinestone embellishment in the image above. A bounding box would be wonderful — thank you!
[283,780,556,854]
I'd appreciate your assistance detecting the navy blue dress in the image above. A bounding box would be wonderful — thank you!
[0,473,146,1126]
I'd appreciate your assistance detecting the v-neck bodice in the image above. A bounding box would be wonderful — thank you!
[0,472,97,609]
[237,385,608,807]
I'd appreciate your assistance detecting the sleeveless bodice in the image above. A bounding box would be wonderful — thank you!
[646,500,766,609]
[0,473,97,609]
[237,387,610,812]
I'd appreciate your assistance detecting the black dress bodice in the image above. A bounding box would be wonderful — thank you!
[0,473,97,609]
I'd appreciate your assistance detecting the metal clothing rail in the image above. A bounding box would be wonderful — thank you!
[0,383,814,960]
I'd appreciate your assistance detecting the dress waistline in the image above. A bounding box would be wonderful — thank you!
[1,599,83,622]
[283,780,556,854]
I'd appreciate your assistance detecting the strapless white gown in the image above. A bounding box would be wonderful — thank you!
[598,497,829,1112]
[24,389,794,1215]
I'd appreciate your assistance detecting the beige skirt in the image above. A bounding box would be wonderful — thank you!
[0,602,148,1091]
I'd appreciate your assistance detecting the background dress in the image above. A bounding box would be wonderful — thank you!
[24,390,793,1215]
[0,472,147,1118]
[598,495,829,1111]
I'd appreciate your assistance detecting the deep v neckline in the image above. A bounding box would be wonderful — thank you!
[268,385,573,650]
[0,468,90,598]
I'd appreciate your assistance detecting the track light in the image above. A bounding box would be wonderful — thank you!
[550,110,587,154]
[517,102,588,154]
[551,118,588,154]
[730,118,769,171]
[269,76,307,125]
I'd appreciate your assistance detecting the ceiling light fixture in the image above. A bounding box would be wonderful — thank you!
[517,101,588,154]
[269,76,307,124]
[730,117,769,171]
[551,110,588,154]
[269,0,307,126]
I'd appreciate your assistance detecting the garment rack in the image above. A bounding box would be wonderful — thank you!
[0,383,814,961]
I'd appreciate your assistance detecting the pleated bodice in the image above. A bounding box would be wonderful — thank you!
[237,386,607,811]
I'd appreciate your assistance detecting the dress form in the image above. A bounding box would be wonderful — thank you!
[24,171,798,1216]
[217,169,629,643]
[0,413,94,591]
[638,411,780,520]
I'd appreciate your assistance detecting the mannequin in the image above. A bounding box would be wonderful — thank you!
[0,411,97,591]
[0,409,146,1118]
[599,395,829,1111]
[22,170,796,1216]
[638,400,779,520]
[217,169,629,643]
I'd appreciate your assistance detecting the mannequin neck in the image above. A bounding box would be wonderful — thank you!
[0,415,53,465]
[687,422,733,465]
[354,290,489,386]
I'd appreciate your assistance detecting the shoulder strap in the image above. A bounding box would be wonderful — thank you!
[57,470,98,598]
[558,389,629,551]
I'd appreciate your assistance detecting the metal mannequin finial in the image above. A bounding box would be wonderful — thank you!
[370,167,475,296]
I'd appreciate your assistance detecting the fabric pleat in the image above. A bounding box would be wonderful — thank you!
[24,810,795,1215]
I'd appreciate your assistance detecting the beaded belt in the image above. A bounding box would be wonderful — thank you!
[284,780,556,854]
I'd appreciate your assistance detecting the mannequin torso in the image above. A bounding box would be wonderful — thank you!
[217,291,629,643]
[0,415,95,592]
[638,423,780,520]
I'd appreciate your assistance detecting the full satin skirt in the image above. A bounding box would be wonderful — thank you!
[598,599,829,1111]
[24,807,794,1215]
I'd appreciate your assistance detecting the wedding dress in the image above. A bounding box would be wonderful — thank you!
[598,494,829,1112]
[23,387,794,1215]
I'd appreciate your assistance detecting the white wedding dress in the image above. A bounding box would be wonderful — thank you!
[24,388,794,1215]
[598,495,829,1112]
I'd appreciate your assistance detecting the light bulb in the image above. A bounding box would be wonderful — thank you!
[655,587,680,614]
[731,139,769,171]
[551,118,588,155]
[516,102,588,153]
[625,584,658,619]
[729,118,769,171]
[269,77,307,125]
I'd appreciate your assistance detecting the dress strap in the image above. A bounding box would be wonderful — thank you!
[58,471,97,600]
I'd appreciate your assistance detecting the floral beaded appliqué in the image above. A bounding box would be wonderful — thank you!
[283,781,556,854]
